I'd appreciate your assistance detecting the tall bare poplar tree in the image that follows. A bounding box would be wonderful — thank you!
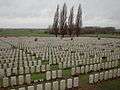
[68,6,74,37]
[75,4,82,37]
[52,5,59,37]
[60,3,67,37]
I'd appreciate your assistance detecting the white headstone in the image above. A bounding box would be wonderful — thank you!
[36,66,40,73]
[6,68,11,76]
[99,72,104,81]
[8,63,12,68]
[71,67,76,75]
[105,62,108,69]
[117,68,120,77]
[0,69,5,78]
[41,65,46,72]
[113,69,117,78]
[89,74,94,84]
[90,65,93,71]
[115,60,118,67]
[46,64,50,71]
[52,70,57,79]
[67,78,73,89]
[28,86,34,90]
[111,61,115,68]
[25,66,30,74]
[3,63,7,69]
[46,71,51,80]
[18,87,26,90]
[108,62,112,68]
[12,67,18,75]
[25,74,31,84]
[45,83,51,90]
[30,66,35,73]
[37,84,43,90]
[10,89,15,90]
[94,73,99,83]
[19,67,24,75]
[3,77,9,87]
[38,60,41,66]
[104,71,109,80]
[67,61,71,68]
[60,80,66,90]
[58,70,62,78]
[85,65,89,73]
[63,62,66,69]
[24,61,28,66]
[73,77,79,87]
[18,75,24,85]
[29,61,32,67]
[59,62,63,69]
[101,63,105,69]
[76,67,80,74]
[33,61,37,66]
[53,81,59,90]
[10,76,17,86]
[81,66,85,74]
[97,63,101,71]
[108,70,113,79]
[93,64,97,71]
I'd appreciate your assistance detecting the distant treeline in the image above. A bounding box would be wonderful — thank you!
[49,26,120,35]
[81,27,120,34]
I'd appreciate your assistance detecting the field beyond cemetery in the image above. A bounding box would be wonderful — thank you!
[0,32,120,90]
[0,29,120,38]
[0,29,53,37]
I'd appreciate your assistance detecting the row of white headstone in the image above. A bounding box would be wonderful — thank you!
[48,53,119,65]
[46,70,62,80]
[0,58,118,79]
[0,53,118,71]
[71,60,118,75]
[0,60,42,69]
[10,77,79,90]
[89,68,120,84]
[1,41,119,63]
[0,59,118,79]
[58,58,118,70]
[0,40,119,65]
[2,74,31,87]
[0,64,51,77]
[2,69,63,87]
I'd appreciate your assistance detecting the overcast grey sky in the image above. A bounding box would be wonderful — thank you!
[0,0,120,28]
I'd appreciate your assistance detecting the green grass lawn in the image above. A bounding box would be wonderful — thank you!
[0,29,119,38]
[0,79,2,87]
[0,29,53,37]
[79,74,89,85]
[50,64,59,70]
[41,60,49,65]
[31,73,45,81]
[94,60,119,90]
[96,79,120,90]
[63,68,71,77]
[80,34,120,38]
[78,74,120,90]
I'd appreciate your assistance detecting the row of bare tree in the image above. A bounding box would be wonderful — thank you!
[51,3,82,37]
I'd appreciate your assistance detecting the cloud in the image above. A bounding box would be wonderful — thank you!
[83,16,120,28]
[0,17,52,28]
[0,0,120,28]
